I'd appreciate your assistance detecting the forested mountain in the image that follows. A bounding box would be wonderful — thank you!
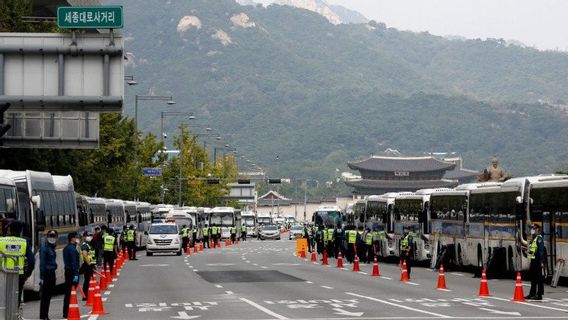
[115,0,568,183]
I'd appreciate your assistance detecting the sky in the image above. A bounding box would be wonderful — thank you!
[324,0,568,51]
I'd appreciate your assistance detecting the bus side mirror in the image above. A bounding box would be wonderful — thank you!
[515,196,522,204]
[31,195,41,209]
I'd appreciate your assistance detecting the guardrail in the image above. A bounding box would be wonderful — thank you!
[0,252,21,320]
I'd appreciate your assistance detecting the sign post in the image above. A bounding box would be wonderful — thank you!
[57,6,123,29]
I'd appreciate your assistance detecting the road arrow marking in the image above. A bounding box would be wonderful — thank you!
[332,308,363,317]
[170,311,201,319]
[478,308,521,316]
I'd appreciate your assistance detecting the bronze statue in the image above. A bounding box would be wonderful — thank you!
[478,157,511,182]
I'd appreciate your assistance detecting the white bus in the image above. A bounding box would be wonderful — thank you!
[312,205,343,228]
[0,176,17,220]
[393,189,439,262]
[241,211,257,237]
[135,202,152,248]
[526,175,568,278]
[0,170,77,292]
[210,207,236,239]
[368,193,398,258]
[105,199,126,234]
[257,213,272,227]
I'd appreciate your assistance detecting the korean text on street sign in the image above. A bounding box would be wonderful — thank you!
[57,6,123,29]
[142,168,162,177]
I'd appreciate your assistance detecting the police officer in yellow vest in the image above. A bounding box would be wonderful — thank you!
[180,225,190,252]
[524,224,545,300]
[191,226,198,247]
[203,224,210,249]
[230,226,237,244]
[364,227,374,263]
[325,225,333,258]
[103,229,117,275]
[127,225,137,260]
[211,225,219,248]
[400,226,414,279]
[241,225,247,241]
[80,231,96,301]
[346,226,357,263]
[0,220,35,307]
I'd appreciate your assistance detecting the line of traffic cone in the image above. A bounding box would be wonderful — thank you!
[400,259,409,282]
[337,252,344,268]
[322,250,329,266]
[371,256,380,277]
[84,276,96,306]
[478,268,491,296]
[512,271,525,302]
[67,285,81,320]
[90,278,106,315]
[436,264,447,289]
[353,255,360,272]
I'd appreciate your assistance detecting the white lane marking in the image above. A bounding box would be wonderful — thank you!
[321,285,333,289]
[226,291,234,295]
[253,263,259,266]
[193,269,199,272]
[108,284,115,288]
[305,281,313,284]
[450,272,465,277]
[140,263,169,267]
[359,272,368,275]
[207,263,235,266]
[104,291,111,295]
[239,297,288,320]
[261,266,268,269]
[478,308,521,316]
[437,288,452,292]
[406,282,420,286]
[215,285,223,288]
[346,292,451,318]
[379,276,392,280]
[87,315,99,320]
[487,296,568,312]
[272,263,300,266]
[102,297,107,302]
[125,303,133,307]
[246,261,251,263]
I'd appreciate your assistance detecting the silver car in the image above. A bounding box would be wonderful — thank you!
[259,225,281,240]
[289,225,304,240]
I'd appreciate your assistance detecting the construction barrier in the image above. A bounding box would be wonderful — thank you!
[295,238,308,257]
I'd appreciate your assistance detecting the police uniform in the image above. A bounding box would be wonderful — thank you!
[0,235,27,300]
[191,227,198,247]
[230,227,237,244]
[326,227,334,258]
[120,228,128,254]
[103,232,117,274]
[365,231,373,263]
[203,226,210,248]
[400,232,413,278]
[127,228,137,260]
[347,229,357,263]
[241,225,247,241]
[527,229,545,300]
[180,227,190,251]
[81,240,96,298]
[211,226,218,248]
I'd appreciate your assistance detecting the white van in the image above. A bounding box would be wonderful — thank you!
[146,223,182,256]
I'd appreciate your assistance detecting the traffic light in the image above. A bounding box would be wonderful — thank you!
[206,179,220,185]
[268,179,281,184]
[238,179,251,184]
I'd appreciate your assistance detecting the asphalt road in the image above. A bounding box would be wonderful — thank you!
[22,235,568,320]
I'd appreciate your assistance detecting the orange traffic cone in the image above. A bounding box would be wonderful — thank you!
[400,260,409,282]
[98,271,107,291]
[300,249,306,259]
[67,285,81,320]
[337,252,344,268]
[105,267,112,285]
[217,240,221,248]
[85,276,96,306]
[478,269,491,297]
[353,255,360,272]
[371,256,380,276]
[437,264,447,289]
[111,261,117,278]
[310,250,317,262]
[194,244,198,254]
[186,245,191,256]
[200,242,204,252]
[90,281,106,315]
[512,272,525,302]
[322,250,329,266]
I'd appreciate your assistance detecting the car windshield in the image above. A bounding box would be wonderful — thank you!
[149,225,178,234]
[264,226,278,231]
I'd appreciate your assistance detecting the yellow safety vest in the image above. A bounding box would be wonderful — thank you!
[528,235,542,260]
[241,226,246,232]
[203,228,209,236]
[0,236,26,275]
[127,229,135,241]
[400,234,410,251]
[103,235,115,251]
[348,230,357,244]
[326,229,333,241]
[181,228,189,238]
[83,242,96,265]
[365,233,373,245]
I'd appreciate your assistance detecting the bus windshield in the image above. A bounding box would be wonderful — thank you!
[430,195,467,221]
[394,199,422,222]
[366,201,387,223]
[257,217,272,225]
[530,187,568,224]
[242,217,255,226]
[314,211,341,227]
[210,212,234,226]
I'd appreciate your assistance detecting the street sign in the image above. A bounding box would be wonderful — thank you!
[142,168,162,177]
[57,6,123,29]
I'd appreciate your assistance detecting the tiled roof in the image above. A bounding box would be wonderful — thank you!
[345,179,458,189]
[443,168,479,180]
[348,156,455,172]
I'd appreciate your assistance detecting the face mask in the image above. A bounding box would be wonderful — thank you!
[47,237,57,244]
[531,229,536,235]
[86,236,93,242]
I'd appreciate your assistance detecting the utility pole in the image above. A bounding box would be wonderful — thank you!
[178,128,183,207]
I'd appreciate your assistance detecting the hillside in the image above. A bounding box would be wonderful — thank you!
[115,0,568,183]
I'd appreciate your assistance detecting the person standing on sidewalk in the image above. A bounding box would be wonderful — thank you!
[63,232,80,318]
[39,230,58,320]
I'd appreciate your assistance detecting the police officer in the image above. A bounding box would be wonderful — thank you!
[333,225,343,259]
[40,230,58,320]
[0,220,34,306]
[315,226,324,254]
[120,225,128,255]
[241,224,247,241]
[230,226,237,244]
[400,226,414,279]
[180,224,190,252]
[103,229,117,275]
[203,224,210,249]
[127,225,137,260]
[346,226,357,263]
[63,232,80,319]
[356,226,365,261]
[191,225,198,247]
[302,225,311,252]
[525,224,545,300]
[211,224,218,248]
[326,225,334,258]
[364,227,373,263]
[80,231,96,301]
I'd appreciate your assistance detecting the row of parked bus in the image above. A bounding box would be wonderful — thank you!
[346,175,568,280]
[0,169,245,292]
